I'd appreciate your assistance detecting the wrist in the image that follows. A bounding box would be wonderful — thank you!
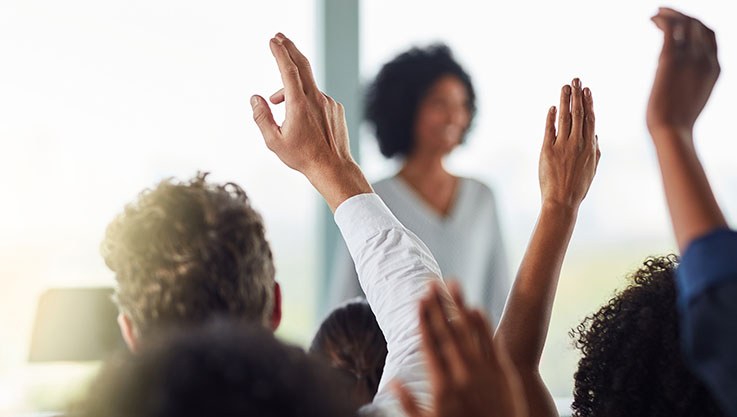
[306,159,373,212]
[540,200,579,219]
[648,124,694,145]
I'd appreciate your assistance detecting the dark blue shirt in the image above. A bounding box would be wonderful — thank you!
[677,228,737,417]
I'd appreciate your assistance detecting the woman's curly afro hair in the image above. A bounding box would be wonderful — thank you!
[571,255,724,417]
[365,44,476,158]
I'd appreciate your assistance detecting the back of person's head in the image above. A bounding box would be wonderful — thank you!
[571,255,725,417]
[77,319,356,417]
[365,43,476,158]
[101,172,277,341]
[310,299,387,407]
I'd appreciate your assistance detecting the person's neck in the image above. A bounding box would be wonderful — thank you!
[398,153,459,216]
[399,153,451,186]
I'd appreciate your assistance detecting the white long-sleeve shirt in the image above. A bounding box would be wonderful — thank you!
[331,176,510,327]
[334,193,451,416]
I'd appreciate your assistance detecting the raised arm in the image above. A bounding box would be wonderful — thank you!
[646,7,726,251]
[494,79,600,417]
[647,9,737,417]
[250,34,372,211]
[251,33,450,415]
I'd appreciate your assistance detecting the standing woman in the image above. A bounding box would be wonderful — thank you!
[330,44,510,326]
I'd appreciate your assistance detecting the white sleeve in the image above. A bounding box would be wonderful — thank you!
[334,193,444,416]
[328,236,364,309]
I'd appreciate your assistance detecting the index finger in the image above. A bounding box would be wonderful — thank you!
[557,85,572,140]
[269,37,304,101]
[276,33,320,94]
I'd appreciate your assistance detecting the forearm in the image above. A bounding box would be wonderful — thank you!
[334,193,446,412]
[495,202,577,368]
[651,128,727,251]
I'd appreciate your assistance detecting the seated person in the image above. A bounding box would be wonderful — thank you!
[103,32,449,415]
[102,174,283,351]
[310,299,388,408]
[76,320,355,417]
[647,8,737,417]
[570,255,724,417]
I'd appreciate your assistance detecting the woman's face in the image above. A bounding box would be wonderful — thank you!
[412,75,471,157]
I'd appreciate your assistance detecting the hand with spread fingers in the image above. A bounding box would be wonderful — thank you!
[251,33,372,211]
[539,78,600,210]
[647,7,720,139]
[393,282,528,417]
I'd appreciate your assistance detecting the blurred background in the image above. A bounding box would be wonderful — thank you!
[0,0,734,415]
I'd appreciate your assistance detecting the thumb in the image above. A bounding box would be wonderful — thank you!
[251,95,280,145]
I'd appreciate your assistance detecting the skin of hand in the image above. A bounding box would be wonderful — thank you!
[646,8,727,250]
[495,79,600,417]
[251,33,372,212]
[647,7,720,138]
[393,282,528,417]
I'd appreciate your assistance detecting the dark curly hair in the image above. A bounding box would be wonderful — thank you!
[77,320,356,417]
[310,300,387,407]
[571,255,724,417]
[365,44,476,158]
[101,173,276,338]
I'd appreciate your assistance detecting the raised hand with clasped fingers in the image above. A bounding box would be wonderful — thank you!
[250,33,372,211]
[644,8,726,251]
[647,7,720,139]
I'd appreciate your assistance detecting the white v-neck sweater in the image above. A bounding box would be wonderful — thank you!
[329,175,511,327]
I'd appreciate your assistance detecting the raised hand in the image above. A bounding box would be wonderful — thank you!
[393,282,528,417]
[251,33,372,211]
[494,80,599,417]
[539,78,600,210]
[644,8,726,251]
[647,7,720,139]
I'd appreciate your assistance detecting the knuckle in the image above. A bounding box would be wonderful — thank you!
[296,56,312,69]
[253,109,267,124]
[264,137,277,151]
[284,63,300,77]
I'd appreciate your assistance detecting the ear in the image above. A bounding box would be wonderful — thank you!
[270,281,282,331]
[117,312,138,353]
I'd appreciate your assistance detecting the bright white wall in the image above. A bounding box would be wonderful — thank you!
[0,1,320,412]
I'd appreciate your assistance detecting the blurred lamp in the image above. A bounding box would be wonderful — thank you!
[29,287,126,362]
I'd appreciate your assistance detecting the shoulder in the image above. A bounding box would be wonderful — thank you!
[372,176,397,190]
[459,177,496,203]
[371,176,404,199]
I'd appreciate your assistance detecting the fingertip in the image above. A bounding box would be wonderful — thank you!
[562,85,571,95]
[584,87,592,98]
[572,78,582,89]
[250,95,262,109]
